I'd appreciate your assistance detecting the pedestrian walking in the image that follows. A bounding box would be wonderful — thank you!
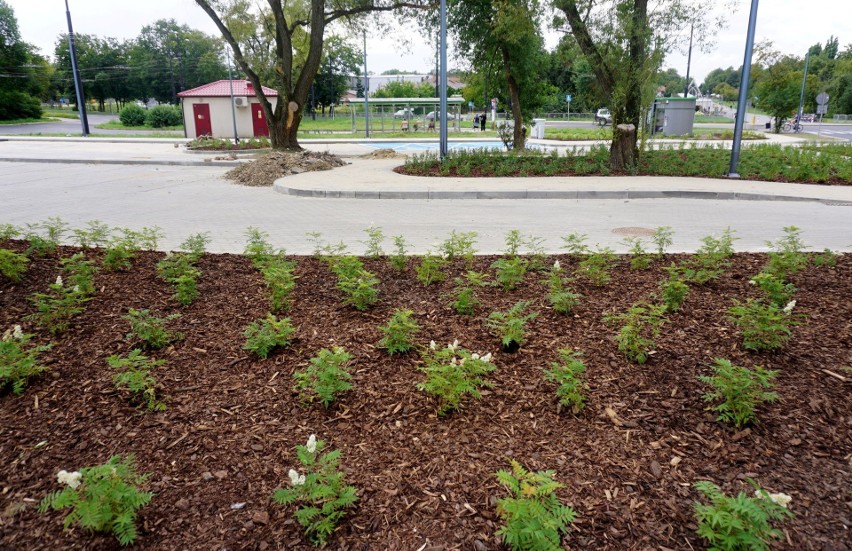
[480,113,486,132]
[473,113,479,131]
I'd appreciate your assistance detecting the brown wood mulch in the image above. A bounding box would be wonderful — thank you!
[0,243,849,550]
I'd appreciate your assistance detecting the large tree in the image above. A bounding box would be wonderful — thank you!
[195,0,434,150]
[449,0,551,149]
[553,0,728,170]
[0,0,44,120]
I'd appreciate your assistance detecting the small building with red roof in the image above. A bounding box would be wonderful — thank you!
[177,80,278,140]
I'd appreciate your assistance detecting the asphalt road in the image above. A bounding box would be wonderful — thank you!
[1,161,849,254]
[0,114,183,136]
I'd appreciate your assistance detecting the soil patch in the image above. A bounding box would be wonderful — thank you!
[361,148,405,159]
[225,151,348,187]
[0,244,850,550]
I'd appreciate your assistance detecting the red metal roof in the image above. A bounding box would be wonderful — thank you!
[177,80,278,98]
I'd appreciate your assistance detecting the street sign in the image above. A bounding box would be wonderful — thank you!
[816,92,829,106]
[566,94,572,103]
[816,104,828,115]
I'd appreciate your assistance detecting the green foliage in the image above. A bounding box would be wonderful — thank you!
[60,253,98,297]
[560,232,590,255]
[24,217,68,257]
[107,350,166,411]
[389,235,409,271]
[624,237,652,270]
[749,273,795,308]
[123,309,181,349]
[659,274,690,313]
[118,104,146,126]
[0,90,42,121]
[145,104,182,128]
[0,326,51,394]
[294,347,352,407]
[260,257,297,313]
[417,342,495,415]
[39,455,153,546]
[28,275,92,334]
[492,256,528,291]
[495,460,577,551]
[415,252,448,286]
[605,302,667,364]
[378,309,419,354]
[547,267,581,314]
[694,480,793,551]
[0,223,20,241]
[179,232,210,260]
[729,298,797,352]
[244,227,277,267]
[271,435,358,546]
[448,271,490,315]
[699,358,778,428]
[439,230,478,265]
[0,248,28,282]
[811,248,838,267]
[544,349,586,414]
[503,230,525,257]
[577,247,617,286]
[359,224,385,259]
[764,226,808,279]
[157,253,201,306]
[72,220,112,249]
[103,227,163,271]
[486,301,538,349]
[673,229,737,284]
[330,256,379,310]
[242,314,297,359]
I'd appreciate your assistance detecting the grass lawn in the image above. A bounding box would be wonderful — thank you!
[41,108,80,120]
[0,117,60,125]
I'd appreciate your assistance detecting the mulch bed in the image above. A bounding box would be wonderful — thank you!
[1,243,850,550]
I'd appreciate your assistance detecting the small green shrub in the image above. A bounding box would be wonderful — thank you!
[72,220,112,249]
[331,256,379,310]
[605,302,667,364]
[694,480,793,551]
[294,347,353,407]
[440,230,478,265]
[547,266,581,314]
[39,454,153,546]
[359,224,385,258]
[244,227,277,267]
[492,256,528,291]
[577,247,617,286]
[0,249,29,282]
[811,248,837,267]
[145,104,182,128]
[119,104,147,126]
[123,309,181,349]
[157,253,201,306]
[60,253,98,297]
[660,274,690,312]
[260,257,297,313]
[544,349,586,414]
[623,237,652,269]
[764,226,808,279]
[729,298,797,352]
[560,232,590,255]
[417,341,495,415]
[486,301,538,350]
[242,314,297,359]
[1,325,51,394]
[699,358,778,428]
[652,226,674,257]
[676,228,737,284]
[0,224,20,241]
[495,460,578,551]
[107,350,166,411]
[415,252,447,286]
[750,272,795,307]
[271,435,358,546]
[179,232,210,260]
[378,309,419,354]
[388,235,409,271]
[28,276,92,334]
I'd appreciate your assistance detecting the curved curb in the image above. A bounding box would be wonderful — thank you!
[0,157,240,167]
[272,181,850,205]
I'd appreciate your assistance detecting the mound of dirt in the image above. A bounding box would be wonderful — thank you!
[361,148,404,159]
[225,150,347,187]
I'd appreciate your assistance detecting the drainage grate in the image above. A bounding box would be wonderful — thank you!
[611,227,657,237]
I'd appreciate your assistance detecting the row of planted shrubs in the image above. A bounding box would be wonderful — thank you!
[402,143,852,183]
[0,220,837,548]
[118,103,182,128]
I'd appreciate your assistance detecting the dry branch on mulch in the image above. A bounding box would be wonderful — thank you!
[225,151,347,187]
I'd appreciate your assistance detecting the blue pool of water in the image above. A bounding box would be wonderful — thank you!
[363,141,507,152]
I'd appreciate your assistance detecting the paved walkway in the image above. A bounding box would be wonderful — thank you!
[0,137,850,254]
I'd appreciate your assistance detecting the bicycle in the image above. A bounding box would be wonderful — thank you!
[781,119,803,133]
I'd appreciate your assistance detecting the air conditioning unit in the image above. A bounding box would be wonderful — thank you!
[233,97,248,108]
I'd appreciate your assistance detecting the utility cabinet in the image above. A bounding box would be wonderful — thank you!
[651,97,697,136]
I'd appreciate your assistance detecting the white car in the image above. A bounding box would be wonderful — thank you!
[595,108,612,126]
[393,108,415,119]
[425,111,441,121]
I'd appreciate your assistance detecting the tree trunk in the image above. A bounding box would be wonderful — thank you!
[610,124,637,170]
[502,48,525,150]
[267,106,304,151]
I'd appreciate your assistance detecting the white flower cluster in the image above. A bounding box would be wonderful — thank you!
[782,300,796,314]
[306,434,317,454]
[2,324,24,341]
[56,469,82,489]
[553,260,561,271]
[447,339,459,352]
[288,469,305,486]
[55,276,63,287]
[470,352,493,363]
[756,490,792,508]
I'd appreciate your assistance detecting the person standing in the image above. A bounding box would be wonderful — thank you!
[473,113,479,131]
[480,113,486,132]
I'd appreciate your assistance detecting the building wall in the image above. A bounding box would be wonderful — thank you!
[181,97,279,139]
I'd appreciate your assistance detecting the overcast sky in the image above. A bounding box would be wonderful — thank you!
[9,0,850,88]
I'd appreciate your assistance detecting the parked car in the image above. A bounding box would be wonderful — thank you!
[393,108,415,119]
[595,108,612,126]
[425,111,441,121]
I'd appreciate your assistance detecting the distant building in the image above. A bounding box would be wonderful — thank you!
[344,73,466,101]
[177,80,278,139]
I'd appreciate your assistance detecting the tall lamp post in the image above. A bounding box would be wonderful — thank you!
[683,22,694,97]
[728,0,759,178]
[438,0,448,158]
[65,0,89,136]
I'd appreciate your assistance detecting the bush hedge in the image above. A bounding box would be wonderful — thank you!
[145,105,182,128]
[0,91,43,121]
[119,104,147,127]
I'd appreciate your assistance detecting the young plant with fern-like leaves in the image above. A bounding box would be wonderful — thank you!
[243,314,297,359]
[378,309,419,354]
[417,340,495,415]
[294,347,353,407]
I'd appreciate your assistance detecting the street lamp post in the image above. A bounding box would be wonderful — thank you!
[64,0,89,136]
[439,0,448,158]
[728,0,759,178]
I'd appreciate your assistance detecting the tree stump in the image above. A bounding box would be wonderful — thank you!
[610,123,637,171]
